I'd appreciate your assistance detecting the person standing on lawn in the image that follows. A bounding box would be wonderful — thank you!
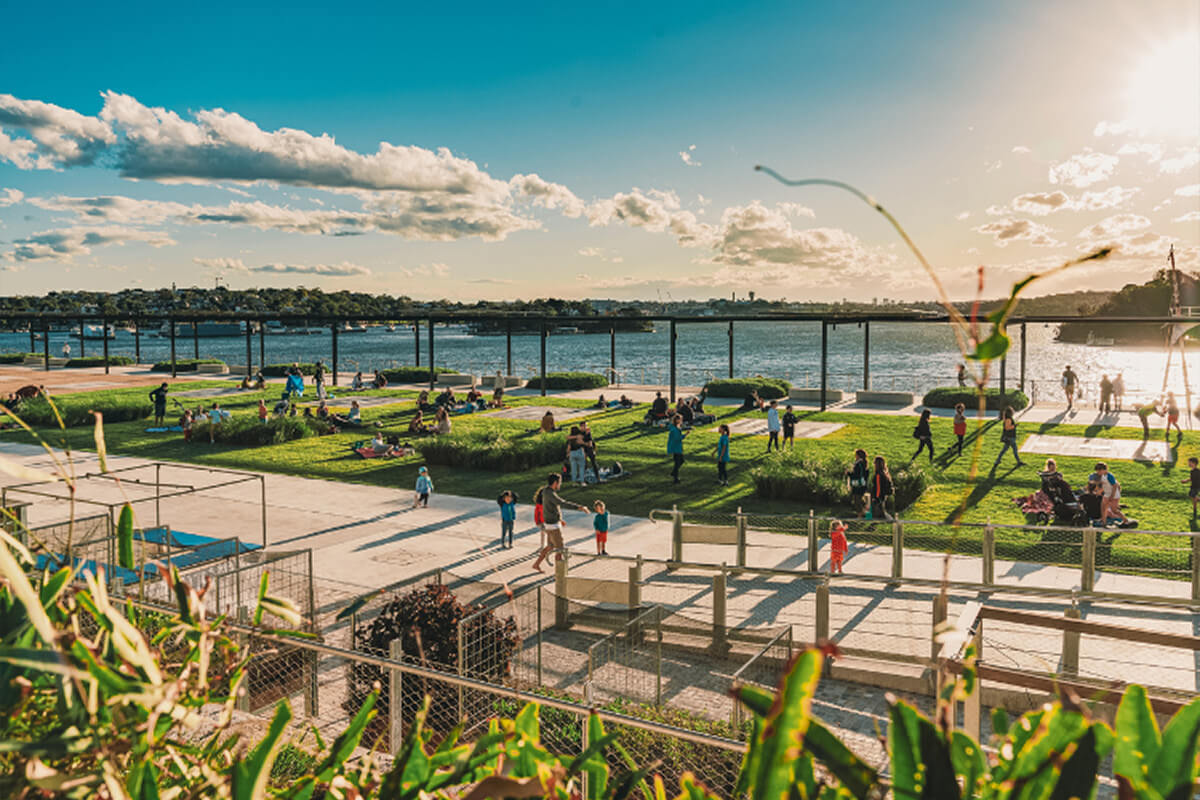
[580,422,601,482]
[782,404,798,449]
[1183,457,1200,517]
[765,400,781,452]
[1099,375,1113,414]
[532,474,587,572]
[566,426,588,486]
[149,382,169,426]
[667,413,688,484]
[994,406,1023,467]
[1113,373,1126,411]
[715,423,731,486]
[870,457,894,521]
[846,449,870,517]
[912,408,933,463]
[1166,392,1183,440]
[497,490,518,549]
[952,403,967,456]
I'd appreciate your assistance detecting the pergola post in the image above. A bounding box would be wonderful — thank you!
[28,327,35,353]
[331,324,339,386]
[427,317,435,389]
[820,320,828,411]
[78,317,86,358]
[669,319,677,402]
[610,325,616,383]
[414,321,420,367]
[863,320,870,389]
[1020,322,1027,392]
[258,322,265,372]
[539,320,547,397]
[245,324,253,379]
[102,318,109,374]
[506,318,513,376]
[134,320,141,364]
[727,321,734,379]
[1000,355,1007,396]
[192,321,199,360]
[169,318,177,378]
[42,322,49,371]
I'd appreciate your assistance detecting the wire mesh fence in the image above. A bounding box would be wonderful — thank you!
[730,627,793,727]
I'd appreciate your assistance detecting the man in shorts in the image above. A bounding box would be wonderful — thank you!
[1061,365,1078,411]
[1088,462,1126,524]
[532,474,587,572]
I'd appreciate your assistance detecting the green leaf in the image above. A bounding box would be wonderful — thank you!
[128,760,161,800]
[733,683,775,719]
[0,646,90,681]
[1114,685,1161,794]
[949,731,986,800]
[804,717,877,799]
[117,504,135,570]
[1049,726,1100,800]
[889,698,960,800]
[253,571,269,626]
[93,410,108,474]
[232,699,293,800]
[315,691,376,782]
[968,329,1010,361]
[38,566,71,607]
[752,649,822,800]
[1151,697,1200,800]
[1008,708,1088,784]
[992,707,1010,738]
[735,714,764,799]
[334,591,379,622]
[576,713,611,800]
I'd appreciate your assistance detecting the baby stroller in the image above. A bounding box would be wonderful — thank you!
[1014,471,1087,526]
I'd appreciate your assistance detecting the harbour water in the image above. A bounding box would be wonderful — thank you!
[4,321,1198,402]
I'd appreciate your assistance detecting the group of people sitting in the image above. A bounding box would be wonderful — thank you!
[643,391,712,427]
[1018,459,1138,528]
[594,394,635,409]
[348,370,390,390]
[179,402,232,443]
[239,371,267,391]
[407,405,453,435]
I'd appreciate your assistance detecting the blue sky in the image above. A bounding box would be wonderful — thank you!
[1,0,1197,301]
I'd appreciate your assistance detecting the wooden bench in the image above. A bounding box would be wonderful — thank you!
[435,373,477,387]
[788,388,846,403]
[855,390,914,406]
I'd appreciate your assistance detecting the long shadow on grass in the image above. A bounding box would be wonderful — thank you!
[931,418,999,470]
[943,463,1022,524]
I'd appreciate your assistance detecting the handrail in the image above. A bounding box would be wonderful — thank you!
[730,627,792,687]
[977,606,1200,649]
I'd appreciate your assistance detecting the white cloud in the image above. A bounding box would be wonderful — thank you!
[1173,211,1200,223]
[972,218,1060,247]
[577,246,624,263]
[1175,185,1200,197]
[0,93,115,169]
[1008,186,1139,216]
[0,188,22,207]
[1160,147,1200,175]
[1048,150,1119,188]
[250,262,370,276]
[5,225,174,262]
[679,144,701,167]
[1011,145,1031,154]
[398,262,450,279]
[708,202,888,271]
[1093,120,1138,137]
[985,204,1007,216]
[955,211,971,221]
[509,173,585,217]
[1078,213,1152,240]
[1117,141,1163,162]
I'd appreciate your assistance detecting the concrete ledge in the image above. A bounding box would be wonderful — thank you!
[436,373,477,387]
[478,375,523,389]
[195,363,229,374]
[47,357,70,368]
[789,387,846,403]
[23,356,43,367]
[856,390,914,406]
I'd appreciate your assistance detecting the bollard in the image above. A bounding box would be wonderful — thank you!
[931,594,948,662]
[1061,604,1081,676]
[1081,529,1096,593]
[815,580,830,645]
[982,522,995,586]
[671,505,682,564]
[713,564,727,652]
[389,639,404,754]
[807,509,819,572]
[735,507,747,569]
[555,555,569,629]
[628,555,642,611]
[891,519,904,580]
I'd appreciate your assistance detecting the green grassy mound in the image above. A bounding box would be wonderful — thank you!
[704,378,790,399]
[923,387,1029,411]
[151,358,225,372]
[524,372,607,390]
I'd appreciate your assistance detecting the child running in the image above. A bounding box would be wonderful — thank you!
[1166,392,1183,439]
[413,466,434,508]
[1183,457,1200,517]
[593,500,610,555]
[952,403,966,456]
[533,484,546,550]
[497,490,518,548]
[829,519,848,575]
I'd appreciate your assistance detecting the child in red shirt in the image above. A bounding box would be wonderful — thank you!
[829,519,848,574]
[953,403,967,456]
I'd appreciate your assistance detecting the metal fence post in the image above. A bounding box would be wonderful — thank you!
[807,509,818,572]
[815,580,830,645]
[735,506,747,569]
[891,519,904,579]
[236,607,250,712]
[1061,604,1081,676]
[580,713,590,799]
[555,555,569,629]
[1081,528,1096,592]
[671,505,682,564]
[931,594,948,662]
[456,621,465,724]
[389,638,404,754]
[536,587,543,686]
[713,564,727,652]
[655,607,663,707]
[982,522,995,586]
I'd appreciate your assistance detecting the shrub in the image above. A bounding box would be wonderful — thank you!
[752,452,928,510]
[64,356,135,368]
[345,584,519,743]
[417,429,567,471]
[150,358,225,372]
[922,386,1029,411]
[261,362,319,377]
[524,371,608,390]
[703,377,790,399]
[17,396,152,428]
[0,352,30,363]
[191,414,331,446]
[382,366,456,383]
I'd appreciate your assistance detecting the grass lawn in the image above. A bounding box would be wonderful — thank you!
[5,384,1198,578]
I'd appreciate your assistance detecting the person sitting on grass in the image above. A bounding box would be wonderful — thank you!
[371,370,388,389]
[649,391,669,420]
[435,405,452,435]
[436,388,456,407]
[540,410,557,433]
[1088,462,1127,524]
[272,392,291,417]
[332,399,367,427]
[1080,481,1110,526]
[351,371,364,391]
[595,394,608,409]
[408,409,434,434]
[490,386,505,408]
[677,397,695,426]
[618,395,635,408]
[316,400,330,420]
[371,432,397,457]
[741,389,764,411]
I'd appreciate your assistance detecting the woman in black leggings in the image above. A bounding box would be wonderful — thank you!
[912,408,933,463]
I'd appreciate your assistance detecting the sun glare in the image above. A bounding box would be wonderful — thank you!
[1124,33,1200,137]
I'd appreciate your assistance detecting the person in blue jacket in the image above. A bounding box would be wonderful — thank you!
[497,490,519,548]
[667,413,688,484]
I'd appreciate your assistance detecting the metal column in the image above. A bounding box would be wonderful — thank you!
[820,320,828,411]
[863,321,870,389]
[169,318,177,378]
[414,321,420,367]
[669,319,677,402]
[259,322,265,372]
[245,324,253,378]
[192,321,199,359]
[42,323,49,370]
[331,325,339,386]
[1000,355,1007,396]
[102,318,109,373]
[1020,322,1027,392]
[428,317,435,389]
[28,327,34,353]
[506,318,513,376]
[539,320,547,397]
[134,320,141,364]
[728,321,734,379]
[78,317,85,358]
[610,325,616,383]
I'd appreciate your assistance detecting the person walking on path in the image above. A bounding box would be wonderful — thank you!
[413,466,434,508]
[1183,457,1200,517]
[715,423,731,486]
[1165,392,1183,440]
[911,408,934,463]
[847,449,870,517]
[62,341,71,359]
[1136,397,1161,439]
[592,500,610,555]
[829,519,848,575]
[580,422,601,481]
[667,413,688,483]
[1061,365,1078,411]
[149,382,169,426]
[1113,373,1126,411]
[995,407,1023,467]
[532,474,587,572]
[870,457,894,521]
[533,485,546,550]
[1099,375,1113,414]
[566,426,587,485]
[497,490,518,548]
[956,363,967,388]
[952,403,967,456]
[782,404,798,449]
[765,400,781,452]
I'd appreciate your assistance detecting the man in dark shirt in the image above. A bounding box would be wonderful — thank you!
[782,405,798,448]
[149,382,169,426]
[650,391,669,419]
[532,474,587,572]
[580,422,600,481]
[1183,456,1200,517]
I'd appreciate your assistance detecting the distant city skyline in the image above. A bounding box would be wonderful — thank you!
[1,0,1197,302]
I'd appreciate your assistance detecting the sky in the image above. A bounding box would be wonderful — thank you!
[0,0,1198,303]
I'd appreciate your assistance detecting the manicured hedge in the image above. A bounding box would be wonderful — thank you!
[17,396,153,428]
[417,430,567,471]
[752,453,928,511]
[0,352,31,363]
[65,356,134,368]
[922,387,1029,411]
[192,415,331,446]
[703,377,791,400]
[523,371,608,390]
[381,366,456,383]
[262,363,319,377]
[151,358,225,372]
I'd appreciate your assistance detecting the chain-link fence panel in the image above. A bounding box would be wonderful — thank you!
[730,628,793,727]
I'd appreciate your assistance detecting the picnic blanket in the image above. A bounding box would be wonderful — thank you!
[145,426,184,433]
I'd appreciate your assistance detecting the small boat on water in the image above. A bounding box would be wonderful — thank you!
[1086,331,1115,347]
[79,324,115,340]
[340,322,367,333]
[556,326,581,335]
[157,321,246,337]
